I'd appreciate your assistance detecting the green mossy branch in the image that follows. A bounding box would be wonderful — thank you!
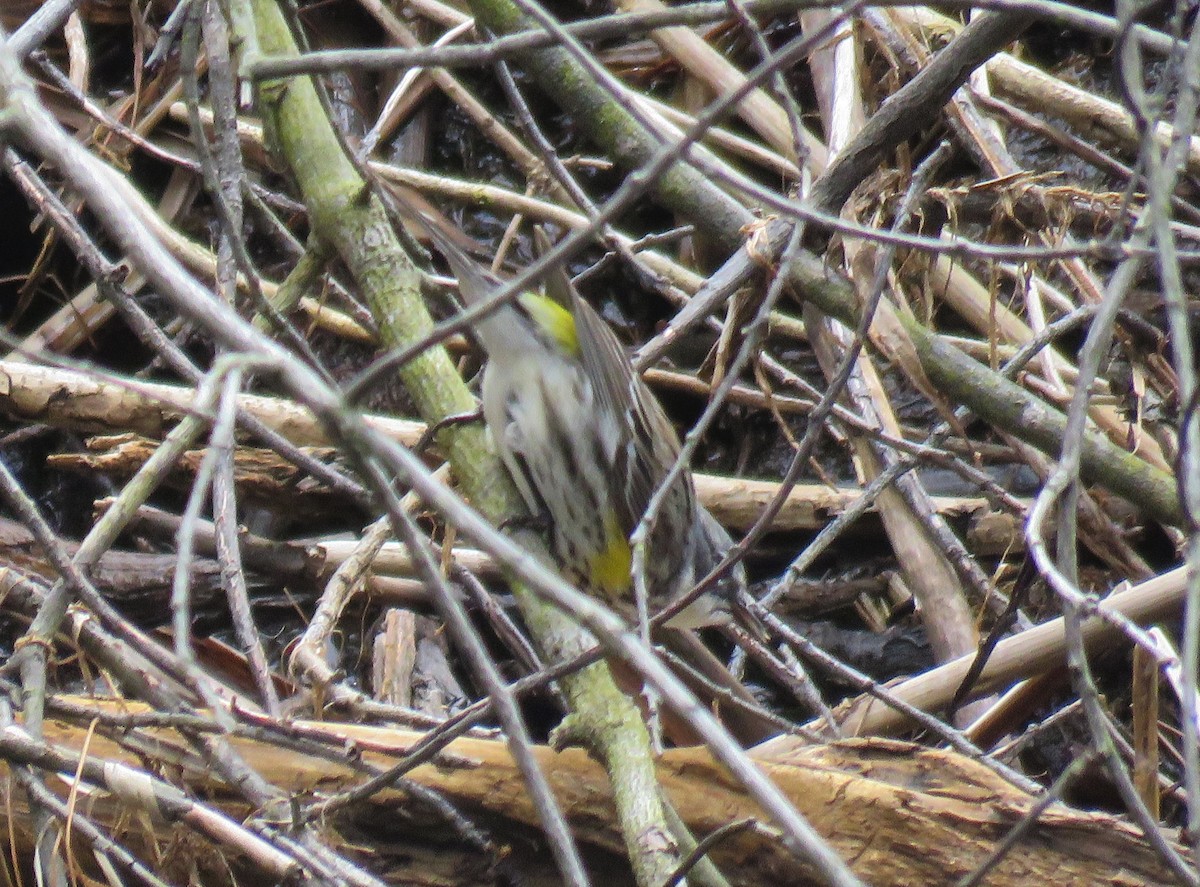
[466,0,754,254]
[245,3,683,885]
[783,241,1182,526]
[906,316,1181,526]
[462,0,1180,527]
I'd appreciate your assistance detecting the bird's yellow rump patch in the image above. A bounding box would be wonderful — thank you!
[588,511,632,599]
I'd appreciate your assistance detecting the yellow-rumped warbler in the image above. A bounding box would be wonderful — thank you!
[421,218,744,629]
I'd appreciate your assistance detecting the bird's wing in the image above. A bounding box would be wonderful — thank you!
[568,288,683,530]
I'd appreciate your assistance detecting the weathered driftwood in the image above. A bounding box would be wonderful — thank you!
[9,700,1181,886]
[0,517,227,613]
[46,432,344,513]
[0,361,1012,534]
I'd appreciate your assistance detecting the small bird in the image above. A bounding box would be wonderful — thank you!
[418,216,745,629]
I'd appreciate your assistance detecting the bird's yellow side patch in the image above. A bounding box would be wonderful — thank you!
[519,292,579,357]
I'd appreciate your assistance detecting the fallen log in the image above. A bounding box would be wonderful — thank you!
[0,698,1179,886]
